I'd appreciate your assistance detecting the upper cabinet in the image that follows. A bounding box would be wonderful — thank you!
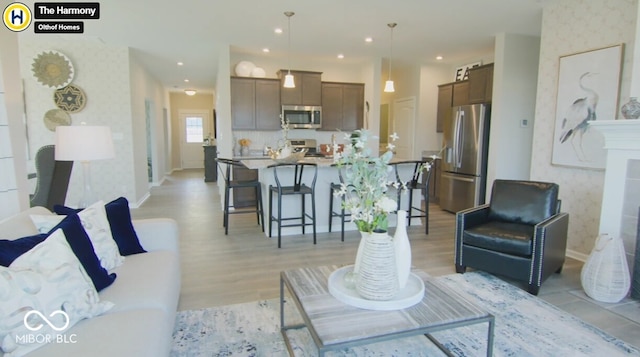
[231,77,281,131]
[278,70,322,106]
[468,63,493,103]
[452,80,470,107]
[436,83,453,133]
[320,82,364,131]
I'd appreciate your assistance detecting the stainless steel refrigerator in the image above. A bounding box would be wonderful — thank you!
[439,104,491,213]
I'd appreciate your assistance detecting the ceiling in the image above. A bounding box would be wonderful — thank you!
[20,0,546,93]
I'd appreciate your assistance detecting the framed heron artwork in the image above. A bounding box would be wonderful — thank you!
[551,44,623,170]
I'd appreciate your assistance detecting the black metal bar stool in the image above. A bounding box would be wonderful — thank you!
[391,159,433,234]
[268,162,318,248]
[328,164,351,241]
[216,158,264,235]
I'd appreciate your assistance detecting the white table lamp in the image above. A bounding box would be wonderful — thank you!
[55,125,115,208]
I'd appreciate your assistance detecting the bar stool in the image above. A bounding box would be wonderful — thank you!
[328,164,351,241]
[268,162,318,248]
[391,159,433,234]
[216,158,264,235]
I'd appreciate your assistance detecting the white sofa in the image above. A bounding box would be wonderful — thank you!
[0,206,181,357]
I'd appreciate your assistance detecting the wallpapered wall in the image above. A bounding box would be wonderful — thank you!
[531,0,638,257]
[19,38,137,206]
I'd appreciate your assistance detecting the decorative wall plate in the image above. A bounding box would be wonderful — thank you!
[31,51,75,88]
[54,84,86,112]
[43,109,71,131]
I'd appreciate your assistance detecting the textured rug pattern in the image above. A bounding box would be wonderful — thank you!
[171,272,640,356]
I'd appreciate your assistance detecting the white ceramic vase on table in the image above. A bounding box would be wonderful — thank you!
[355,231,399,301]
[394,210,411,289]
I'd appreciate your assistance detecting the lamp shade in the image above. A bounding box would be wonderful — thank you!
[283,73,295,88]
[384,80,395,93]
[55,125,115,161]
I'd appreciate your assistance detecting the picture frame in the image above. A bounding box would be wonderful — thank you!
[551,44,624,170]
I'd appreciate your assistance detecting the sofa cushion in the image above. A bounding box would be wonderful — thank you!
[31,201,125,272]
[463,221,534,257]
[55,197,146,256]
[488,180,558,226]
[98,251,180,315]
[0,234,47,267]
[0,207,50,241]
[46,214,116,292]
[23,309,172,357]
[1,229,113,357]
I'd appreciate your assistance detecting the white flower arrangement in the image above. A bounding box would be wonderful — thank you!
[333,129,406,233]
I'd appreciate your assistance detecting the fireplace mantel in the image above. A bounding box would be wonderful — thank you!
[589,119,640,244]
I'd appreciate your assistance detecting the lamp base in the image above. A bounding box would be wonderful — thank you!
[78,161,97,209]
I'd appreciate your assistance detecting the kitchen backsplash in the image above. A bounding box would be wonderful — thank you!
[232,129,350,155]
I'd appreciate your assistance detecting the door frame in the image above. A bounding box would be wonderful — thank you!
[178,109,210,169]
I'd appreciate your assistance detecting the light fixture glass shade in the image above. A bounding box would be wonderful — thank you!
[55,125,115,208]
[284,73,295,88]
[184,89,196,96]
[55,125,115,162]
[384,80,395,93]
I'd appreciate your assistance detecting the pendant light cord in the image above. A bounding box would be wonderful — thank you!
[285,11,294,75]
[388,23,397,81]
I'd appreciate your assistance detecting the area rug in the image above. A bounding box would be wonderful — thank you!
[171,271,640,356]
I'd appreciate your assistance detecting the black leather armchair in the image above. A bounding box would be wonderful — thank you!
[454,179,569,295]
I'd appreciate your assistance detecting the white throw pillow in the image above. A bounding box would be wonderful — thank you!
[0,229,113,357]
[30,201,124,271]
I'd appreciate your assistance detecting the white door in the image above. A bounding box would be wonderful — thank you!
[179,110,210,169]
[392,97,416,159]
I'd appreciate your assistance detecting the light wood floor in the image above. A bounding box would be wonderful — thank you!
[131,169,640,348]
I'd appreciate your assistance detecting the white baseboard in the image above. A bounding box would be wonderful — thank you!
[131,192,150,209]
[566,249,588,262]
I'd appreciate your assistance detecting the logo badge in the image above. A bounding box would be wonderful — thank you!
[24,310,70,332]
[3,2,31,32]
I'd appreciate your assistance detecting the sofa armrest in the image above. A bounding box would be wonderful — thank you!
[530,212,569,285]
[132,218,179,253]
[456,204,490,230]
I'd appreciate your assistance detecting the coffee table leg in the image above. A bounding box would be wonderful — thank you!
[487,315,495,357]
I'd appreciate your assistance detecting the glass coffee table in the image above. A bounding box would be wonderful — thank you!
[280,265,494,356]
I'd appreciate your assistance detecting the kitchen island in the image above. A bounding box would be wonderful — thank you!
[241,157,423,238]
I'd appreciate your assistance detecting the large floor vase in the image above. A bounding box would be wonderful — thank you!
[355,231,399,301]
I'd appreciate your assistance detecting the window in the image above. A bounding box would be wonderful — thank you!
[185,116,203,143]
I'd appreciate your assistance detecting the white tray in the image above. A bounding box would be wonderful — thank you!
[328,265,425,311]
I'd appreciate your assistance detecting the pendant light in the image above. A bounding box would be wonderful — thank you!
[283,11,295,88]
[384,22,397,93]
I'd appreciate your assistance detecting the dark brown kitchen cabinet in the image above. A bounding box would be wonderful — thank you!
[436,83,453,133]
[232,165,258,208]
[278,70,322,106]
[320,82,364,131]
[231,77,280,130]
[468,63,493,103]
[452,80,470,106]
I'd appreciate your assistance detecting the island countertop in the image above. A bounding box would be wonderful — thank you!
[242,158,423,238]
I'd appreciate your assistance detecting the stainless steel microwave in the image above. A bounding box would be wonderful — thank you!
[281,105,322,129]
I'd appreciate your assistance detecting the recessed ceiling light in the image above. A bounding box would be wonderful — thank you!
[365,37,373,43]
[177,62,184,66]
[184,79,189,82]
[436,56,443,60]
[263,48,270,53]
[337,54,344,59]
[274,28,283,34]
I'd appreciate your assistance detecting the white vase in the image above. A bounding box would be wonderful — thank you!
[581,233,630,303]
[394,210,411,289]
[356,231,399,301]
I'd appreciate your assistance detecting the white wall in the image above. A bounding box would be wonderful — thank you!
[531,0,638,257]
[18,37,165,208]
[418,64,452,153]
[487,33,540,193]
[0,30,29,219]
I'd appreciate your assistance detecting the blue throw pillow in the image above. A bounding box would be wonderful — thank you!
[48,213,116,291]
[0,234,47,267]
[55,197,146,256]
